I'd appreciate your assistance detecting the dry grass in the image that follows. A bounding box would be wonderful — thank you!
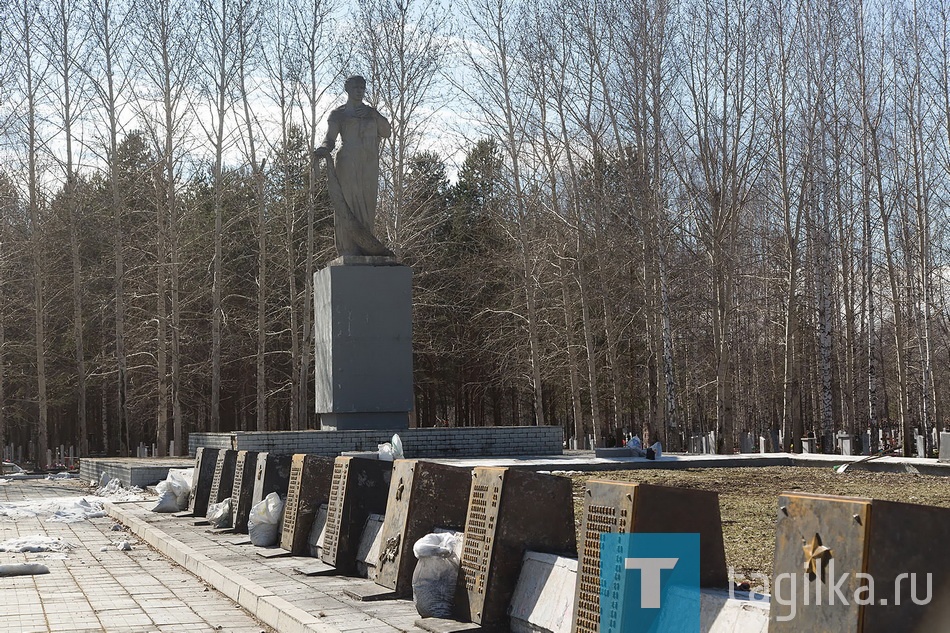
[568,466,950,581]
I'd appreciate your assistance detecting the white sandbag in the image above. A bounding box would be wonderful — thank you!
[151,488,179,513]
[0,563,50,577]
[247,492,284,547]
[206,497,231,528]
[412,532,461,618]
[166,468,193,509]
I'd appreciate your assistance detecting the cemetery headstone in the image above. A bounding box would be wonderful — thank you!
[186,447,220,517]
[231,450,260,533]
[455,467,576,630]
[571,480,728,633]
[206,449,238,514]
[373,460,472,597]
[250,452,292,509]
[321,456,393,574]
[838,432,852,456]
[770,492,950,632]
[280,454,335,555]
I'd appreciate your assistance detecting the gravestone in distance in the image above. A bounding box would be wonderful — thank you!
[770,492,950,632]
[186,447,220,517]
[231,450,260,533]
[280,454,335,555]
[571,480,728,633]
[454,467,576,630]
[320,456,393,574]
[373,460,472,597]
[940,432,950,462]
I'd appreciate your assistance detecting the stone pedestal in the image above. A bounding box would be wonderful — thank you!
[313,259,412,431]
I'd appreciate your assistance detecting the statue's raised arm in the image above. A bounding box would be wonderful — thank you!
[314,75,394,258]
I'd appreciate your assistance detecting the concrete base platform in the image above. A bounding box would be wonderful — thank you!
[415,618,483,632]
[343,580,397,602]
[427,451,950,477]
[80,457,194,487]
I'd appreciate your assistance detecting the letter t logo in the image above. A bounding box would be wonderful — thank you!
[625,558,679,608]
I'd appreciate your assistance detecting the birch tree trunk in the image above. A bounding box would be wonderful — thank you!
[45,0,89,456]
[461,0,546,426]
[15,0,51,468]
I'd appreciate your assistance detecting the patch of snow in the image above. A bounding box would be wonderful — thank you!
[46,472,77,480]
[0,497,107,523]
[93,478,147,502]
[47,498,107,523]
[0,535,73,553]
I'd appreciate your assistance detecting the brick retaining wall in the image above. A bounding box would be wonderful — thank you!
[188,426,563,459]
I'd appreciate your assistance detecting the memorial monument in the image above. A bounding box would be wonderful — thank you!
[312,75,412,431]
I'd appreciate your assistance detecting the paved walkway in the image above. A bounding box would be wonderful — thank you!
[0,478,272,633]
[107,497,426,633]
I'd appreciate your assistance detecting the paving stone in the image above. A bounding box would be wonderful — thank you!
[0,478,274,633]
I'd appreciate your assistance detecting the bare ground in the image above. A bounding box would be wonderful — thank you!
[569,466,950,582]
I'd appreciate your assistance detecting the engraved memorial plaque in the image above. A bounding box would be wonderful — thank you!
[570,481,727,633]
[231,450,260,533]
[374,460,472,596]
[187,447,220,517]
[770,492,950,633]
[456,467,576,629]
[280,454,335,555]
[320,456,393,574]
[206,449,238,515]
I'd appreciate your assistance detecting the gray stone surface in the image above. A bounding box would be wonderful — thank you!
[330,255,400,267]
[79,457,195,488]
[313,263,413,430]
[940,432,950,462]
[509,551,577,633]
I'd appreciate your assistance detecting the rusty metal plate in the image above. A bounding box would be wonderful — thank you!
[280,454,335,555]
[459,467,503,610]
[320,456,393,574]
[206,449,237,513]
[250,452,292,509]
[375,460,472,595]
[321,458,349,566]
[862,500,950,633]
[187,447,220,516]
[281,455,306,551]
[231,450,260,533]
[456,467,576,629]
[571,481,728,633]
[769,492,871,632]
[573,480,637,633]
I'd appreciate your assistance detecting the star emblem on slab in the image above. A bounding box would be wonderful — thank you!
[802,533,833,576]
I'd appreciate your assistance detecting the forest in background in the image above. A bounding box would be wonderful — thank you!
[2,0,950,466]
